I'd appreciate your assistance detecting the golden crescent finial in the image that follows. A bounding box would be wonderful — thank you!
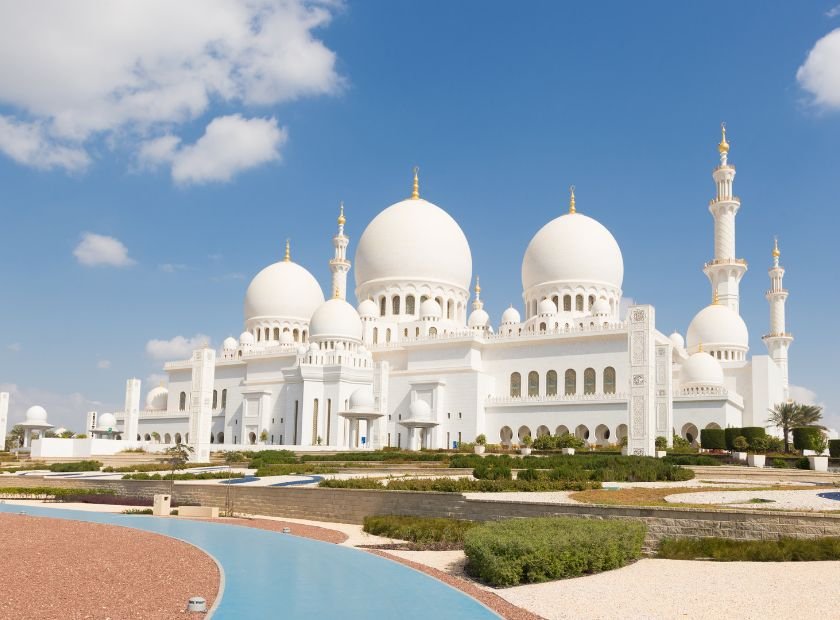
[772,236,780,258]
[569,185,576,214]
[712,289,719,305]
[698,341,703,353]
[338,201,346,226]
[411,166,420,199]
[718,122,730,154]
[475,276,481,295]
[284,238,291,262]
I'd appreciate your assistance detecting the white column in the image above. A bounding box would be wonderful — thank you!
[0,392,8,450]
[188,347,215,462]
[627,305,657,456]
[123,378,141,443]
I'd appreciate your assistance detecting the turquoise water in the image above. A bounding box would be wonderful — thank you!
[0,505,498,619]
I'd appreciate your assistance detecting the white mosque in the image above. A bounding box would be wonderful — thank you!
[21,126,793,460]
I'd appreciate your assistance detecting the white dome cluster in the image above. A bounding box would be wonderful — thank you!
[680,351,724,387]
[687,303,749,360]
[309,298,363,343]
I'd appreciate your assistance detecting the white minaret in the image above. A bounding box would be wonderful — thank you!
[329,202,351,300]
[703,123,748,314]
[0,392,9,450]
[188,346,216,462]
[123,378,141,442]
[762,238,793,398]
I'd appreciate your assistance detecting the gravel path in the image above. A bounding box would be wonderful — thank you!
[0,513,219,620]
[664,488,840,511]
[497,558,840,619]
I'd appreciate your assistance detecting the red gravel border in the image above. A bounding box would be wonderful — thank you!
[0,513,219,620]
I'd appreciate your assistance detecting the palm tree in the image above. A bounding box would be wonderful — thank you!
[767,401,824,453]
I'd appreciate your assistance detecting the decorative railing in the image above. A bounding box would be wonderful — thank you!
[486,392,627,406]
[677,385,727,397]
[704,258,747,268]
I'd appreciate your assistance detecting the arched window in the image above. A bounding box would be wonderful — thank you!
[372,327,379,344]
[264,327,270,341]
[312,399,319,446]
[385,328,392,343]
[379,296,387,316]
[447,299,454,319]
[429,326,438,337]
[546,370,558,396]
[216,432,224,444]
[563,295,572,311]
[564,369,576,395]
[415,327,420,337]
[552,295,559,309]
[584,368,596,394]
[588,294,595,309]
[510,372,521,398]
[212,389,218,409]
[575,294,584,312]
[392,296,401,315]
[406,295,416,315]
[604,367,616,394]
[293,328,300,342]
[179,391,187,411]
[404,328,408,337]
[256,329,261,342]
[539,322,546,332]
[302,330,307,341]
[164,433,172,444]
[174,432,182,444]
[273,327,280,340]
[528,371,539,397]
[221,389,227,409]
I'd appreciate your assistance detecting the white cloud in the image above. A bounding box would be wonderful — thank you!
[0,382,116,431]
[0,0,341,173]
[145,334,210,360]
[146,373,169,387]
[73,232,135,267]
[828,4,840,18]
[788,384,838,439]
[7,343,21,353]
[139,114,287,184]
[96,360,111,370]
[158,263,188,273]
[797,28,840,109]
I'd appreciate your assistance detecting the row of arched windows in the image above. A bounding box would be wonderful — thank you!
[377,294,462,320]
[371,325,442,344]
[510,367,616,397]
[179,389,228,411]
[254,327,307,343]
[528,294,614,318]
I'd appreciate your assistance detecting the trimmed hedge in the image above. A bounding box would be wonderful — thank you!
[792,427,823,452]
[363,515,477,546]
[740,427,767,447]
[464,517,646,587]
[0,487,115,499]
[724,427,742,450]
[700,429,726,450]
[657,536,840,561]
[301,451,448,463]
[48,460,102,472]
[662,455,722,466]
[319,477,598,492]
[830,439,840,458]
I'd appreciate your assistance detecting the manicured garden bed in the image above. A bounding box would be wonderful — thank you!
[363,515,477,549]
[656,536,840,561]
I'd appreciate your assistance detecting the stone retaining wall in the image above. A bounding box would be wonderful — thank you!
[3,476,839,546]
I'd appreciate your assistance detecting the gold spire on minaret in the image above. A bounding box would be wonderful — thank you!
[411,166,420,199]
[284,238,291,262]
[475,276,481,296]
[337,201,346,226]
[718,122,730,154]
[712,289,719,305]
[772,236,780,259]
[569,185,576,214]
[698,341,704,353]
[333,285,340,299]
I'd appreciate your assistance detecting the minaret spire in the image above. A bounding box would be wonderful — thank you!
[472,276,483,311]
[569,185,576,214]
[763,237,793,398]
[284,238,291,262]
[703,122,747,314]
[329,201,351,300]
[411,166,420,200]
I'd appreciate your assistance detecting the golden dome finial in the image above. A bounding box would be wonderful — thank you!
[698,341,704,353]
[337,201,346,226]
[718,122,729,154]
[333,285,340,299]
[284,238,291,262]
[411,166,420,199]
[475,275,481,296]
[569,185,576,214]
[772,236,780,259]
[712,289,719,305]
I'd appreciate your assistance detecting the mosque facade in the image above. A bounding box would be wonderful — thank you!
[86,128,790,459]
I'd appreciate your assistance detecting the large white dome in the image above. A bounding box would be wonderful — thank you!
[145,386,168,410]
[96,412,117,431]
[354,198,472,292]
[681,351,724,386]
[309,298,363,342]
[349,386,376,411]
[522,213,624,292]
[687,303,749,352]
[243,260,324,324]
[24,405,47,423]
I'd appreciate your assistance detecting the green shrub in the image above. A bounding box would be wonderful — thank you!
[740,427,767,447]
[771,458,791,469]
[733,436,748,452]
[472,461,512,480]
[247,449,297,468]
[671,435,691,449]
[748,436,770,454]
[829,439,840,458]
[700,429,726,450]
[765,436,785,453]
[318,477,599,492]
[724,427,742,450]
[655,436,667,450]
[531,435,555,450]
[475,434,487,446]
[122,508,153,515]
[363,515,477,546]
[0,487,115,499]
[48,460,102,472]
[464,517,646,587]
[516,468,540,481]
[792,427,825,452]
[301,450,447,463]
[557,434,585,449]
[254,464,337,477]
[318,478,384,489]
[663,455,722,466]
[101,462,212,473]
[657,537,840,561]
[795,457,810,470]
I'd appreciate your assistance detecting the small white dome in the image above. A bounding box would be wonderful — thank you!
[239,331,255,345]
[681,351,724,386]
[96,412,117,430]
[309,298,363,342]
[25,405,48,423]
[358,299,378,319]
[279,330,294,344]
[468,308,490,328]
[243,260,324,324]
[591,298,611,316]
[355,197,472,292]
[522,212,624,292]
[669,331,685,350]
[420,298,442,319]
[686,304,749,352]
[500,306,521,325]
[222,337,238,350]
[335,341,346,351]
[309,341,319,352]
[297,345,308,356]
[145,386,169,410]
[537,299,557,316]
[349,386,375,411]
[408,400,432,419]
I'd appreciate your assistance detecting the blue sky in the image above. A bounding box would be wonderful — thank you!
[1,1,839,431]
